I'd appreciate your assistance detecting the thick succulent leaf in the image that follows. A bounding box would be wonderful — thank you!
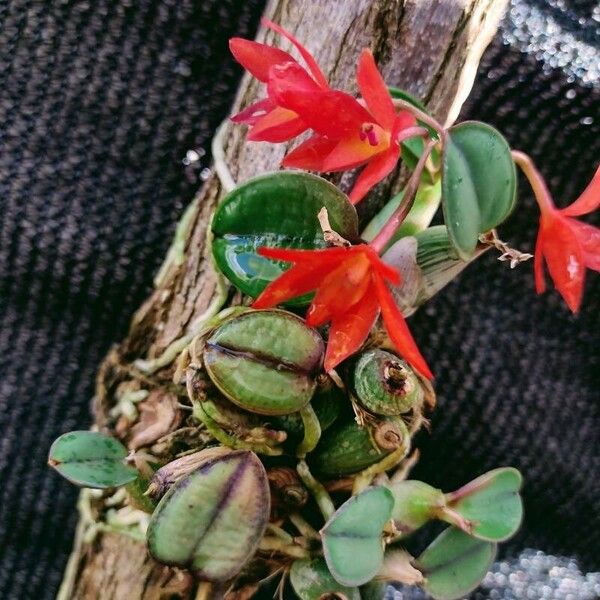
[389,480,445,536]
[321,486,394,586]
[147,450,269,582]
[413,225,488,305]
[442,121,516,259]
[48,431,137,489]
[447,467,523,542]
[416,527,497,600]
[211,171,358,302]
[203,309,323,415]
[290,558,361,600]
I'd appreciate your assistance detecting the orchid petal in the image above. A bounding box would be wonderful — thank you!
[252,262,331,308]
[349,145,401,204]
[364,247,401,285]
[282,135,338,171]
[269,72,373,139]
[321,128,389,172]
[229,38,296,83]
[247,107,307,142]
[560,166,600,217]
[357,49,396,130]
[541,217,586,313]
[231,98,276,126]
[569,219,600,272]
[533,223,546,294]
[262,18,329,89]
[306,253,371,327]
[324,284,380,372]
[373,272,433,379]
[258,246,357,264]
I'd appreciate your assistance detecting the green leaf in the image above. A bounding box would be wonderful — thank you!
[290,558,361,600]
[147,450,269,582]
[48,431,138,489]
[413,225,487,305]
[416,527,496,600]
[211,171,358,303]
[442,121,516,259]
[446,467,523,542]
[389,480,445,536]
[321,486,394,586]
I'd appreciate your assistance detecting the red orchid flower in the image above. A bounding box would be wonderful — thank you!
[533,165,600,312]
[229,19,329,143]
[252,244,433,379]
[270,49,421,204]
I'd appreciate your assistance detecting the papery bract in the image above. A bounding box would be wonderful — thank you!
[252,244,432,379]
[534,166,600,312]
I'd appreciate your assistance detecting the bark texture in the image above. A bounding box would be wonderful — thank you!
[61,0,508,598]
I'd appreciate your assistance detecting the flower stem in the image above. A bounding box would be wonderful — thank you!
[258,537,310,559]
[296,404,322,457]
[297,460,335,521]
[370,139,437,254]
[289,513,320,541]
[352,440,411,494]
[392,99,446,140]
[511,150,555,214]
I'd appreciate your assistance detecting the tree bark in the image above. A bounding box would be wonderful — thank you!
[60,0,508,598]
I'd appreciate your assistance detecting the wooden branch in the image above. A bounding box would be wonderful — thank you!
[61,0,508,598]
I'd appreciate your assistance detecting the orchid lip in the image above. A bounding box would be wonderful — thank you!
[360,123,380,147]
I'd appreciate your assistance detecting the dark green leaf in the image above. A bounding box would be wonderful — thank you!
[321,486,394,586]
[290,558,361,600]
[446,467,523,542]
[147,450,269,582]
[211,171,358,302]
[48,431,138,489]
[416,528,496,600]
[442,121,516,259]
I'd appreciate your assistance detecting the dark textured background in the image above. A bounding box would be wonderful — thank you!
[0,1,597,598]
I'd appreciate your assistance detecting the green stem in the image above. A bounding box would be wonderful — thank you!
[297,460,335,521]
[192,402,283,456]
[296,404,322,458]
[352,442,411,495]
[289,513,320,541]
[391,98,446,140]
[267,523,295,544]
[435,506,474,535]
[258,537,310,559]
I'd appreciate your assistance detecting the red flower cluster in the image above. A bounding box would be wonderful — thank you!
[533,166,600,312]
[230,19,420,204]
[253,244,433,379]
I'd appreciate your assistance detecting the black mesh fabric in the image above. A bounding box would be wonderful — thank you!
[0,1,597,599]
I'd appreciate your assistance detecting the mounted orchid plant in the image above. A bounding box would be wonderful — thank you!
[48,19,598,600]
